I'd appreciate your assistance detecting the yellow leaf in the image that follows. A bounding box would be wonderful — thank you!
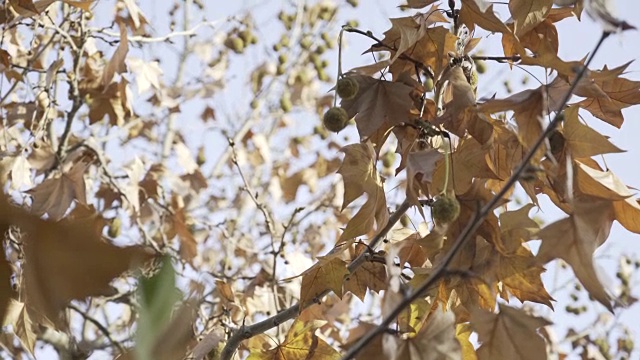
[456,323,478,360]
[300,257,348,307]
[248,320,340,360]
[344,245,387,301]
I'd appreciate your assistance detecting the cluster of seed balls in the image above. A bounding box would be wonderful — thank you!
[322,78,460,225]
[322,77,359,132]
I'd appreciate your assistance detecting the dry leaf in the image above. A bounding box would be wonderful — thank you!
[28,160,89,220]
[536,198,614,311]
[300,257,348,307]
[102,24,129,87]
[472,304,551,360]
[247,319,340,360]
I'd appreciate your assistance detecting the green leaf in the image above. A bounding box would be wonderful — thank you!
[135,256,182,360]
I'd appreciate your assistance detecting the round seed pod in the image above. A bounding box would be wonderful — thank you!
[431,195,460,224]
[336,77,359,100]
[322,107,349,132]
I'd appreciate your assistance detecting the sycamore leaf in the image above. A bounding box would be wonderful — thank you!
[496,245,554,308]
[562,106,623,158]
[340,76,414,140]
[28,160,89,221]
[0,193,155,326]
[382,17,427,64]
[248,319,340,360]
[536,198,615,311]
[432,137,499,194]
[397,298,430,334]
[575,160,633,201]
[478,86,551,152]
[509,0,553,38]
[2,300,36,356]
[337,143,388,242]
[384,308,462,360]
[577,74,640,128]
[613,197,640,234]
[435,67,477,136]
[300,257,348,307]
[499,204,540,250]
[399,0,439,9]
[406,148,443,208]
[456,323,478,360]
[459,0,510,34]
[471,304,551,360]
[344,245,387,301]
[102,24,129,87]
[8,0,39,15]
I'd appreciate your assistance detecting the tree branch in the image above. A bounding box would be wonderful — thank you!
[340,31,610,360]
[207,199,412,360]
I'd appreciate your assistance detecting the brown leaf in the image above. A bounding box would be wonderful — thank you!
[432,137,499,194]
[8,0,39,16]
[459,0,510,34]
[406,148,443,208]
[399,0,439,9]
[435,67,477,136]
[102,24,129,87]
[496,245,554,308]
[613,197,640,234]
[0,193,154,326]
[577,74,640,128]
[389,26,457,80]
[575,160,633,201]
[562,106,623,158]
[344,323,385,360]
[509,0,553,38]
[337,143,389,242]
[340,76,414,141]
[536,198,614,311]
[28,160,89,221]
[344,258,387,301]
[300,257,348,307]
[471,304,551,360]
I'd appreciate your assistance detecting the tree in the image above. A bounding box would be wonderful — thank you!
[1,0,639,359]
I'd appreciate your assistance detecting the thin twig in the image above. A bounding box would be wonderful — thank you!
[68,304,125,354]
[94,19,222,44]
[340,31,610,360]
